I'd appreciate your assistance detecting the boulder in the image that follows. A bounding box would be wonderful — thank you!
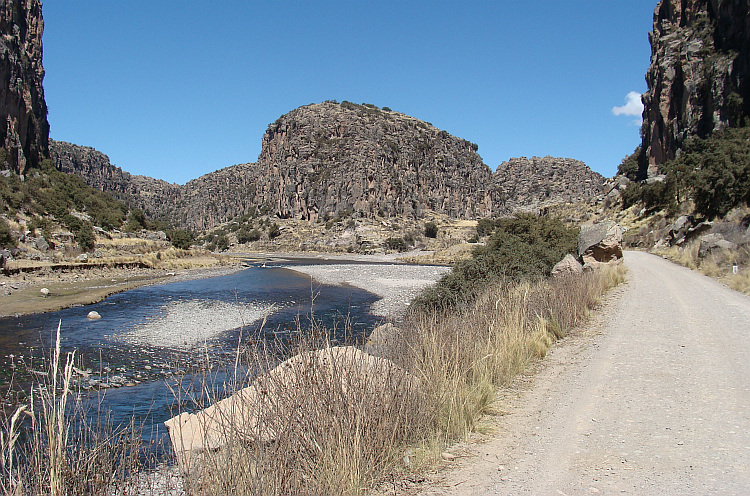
[668,215,713,246]
[35,236,49,252]
[551,254,583,278]
[578,222,623,269]
[165,346,417,470]
[668,215,693,245]
[698,233,736,258]
[87,311,101,320]
[363,323,401,358]
[40,287,49,297]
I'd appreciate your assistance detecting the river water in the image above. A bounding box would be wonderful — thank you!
[0,262,385,450]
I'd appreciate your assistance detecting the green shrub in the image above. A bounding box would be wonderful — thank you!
[125,209,148,231]
[678,127,750,219]
[75,222,96,251]
[237,227,261,244]
[476,217,496,237]
[0,217,15,248]
[413,213,578,310]
[424,221,438,238]
[267,223,281,239]
[617,147,641,181]
[385,237,407,252]
[167,228,195,249]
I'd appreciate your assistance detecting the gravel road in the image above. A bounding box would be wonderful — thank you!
[412,250,750,495]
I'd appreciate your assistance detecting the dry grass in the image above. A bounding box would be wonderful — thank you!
[397,265,625,442]
[0,322,146,496]
[1,264,625,495]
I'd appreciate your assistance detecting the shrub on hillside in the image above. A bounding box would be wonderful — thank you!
[624,127,750,219]
[0,217,15,248]
[267,223,281,239]
[385,237,408,252]
[167,228,195,249]
[74,222,96,251]
[236,227,261,244]
[413,213,578,310]
[676,127,750,219]
[424,221,438,238]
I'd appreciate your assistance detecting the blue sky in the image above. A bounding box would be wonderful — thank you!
[42,1,656,185]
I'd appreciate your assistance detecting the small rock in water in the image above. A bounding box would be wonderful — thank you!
[87,311,101,320]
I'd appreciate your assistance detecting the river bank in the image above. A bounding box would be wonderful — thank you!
[0,260,245,317]
[0,249,450,318]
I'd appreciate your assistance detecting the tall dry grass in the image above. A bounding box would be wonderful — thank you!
[1,264,625,496]
[397,265,626,441]
[0,322,146,496]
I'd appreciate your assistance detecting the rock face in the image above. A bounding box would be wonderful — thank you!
[50,140,182,219]
[0,0,49,174]
[250,102,499,221]
[53,103,606,230]
[493,156,605,212]
[641,0,750,177]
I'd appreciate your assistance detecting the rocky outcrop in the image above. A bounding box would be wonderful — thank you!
[578,222,624,269]
[493,156,606,212]
[50,140,181,219]
[641,0,750,177]
[0,0,49,174]
[54,103,606,231]
[251,102,498,221]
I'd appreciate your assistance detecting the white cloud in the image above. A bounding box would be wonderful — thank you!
[612,91,644,118]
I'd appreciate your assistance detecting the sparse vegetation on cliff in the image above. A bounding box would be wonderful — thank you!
[620,127,750,220]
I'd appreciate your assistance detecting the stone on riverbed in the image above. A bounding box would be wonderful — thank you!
[87,311,101,320]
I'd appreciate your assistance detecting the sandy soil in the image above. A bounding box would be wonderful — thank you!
[396,251,750,495]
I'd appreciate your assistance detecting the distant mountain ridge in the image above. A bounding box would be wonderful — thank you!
[51,102,606,230]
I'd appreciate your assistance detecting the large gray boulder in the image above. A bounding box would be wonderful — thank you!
[363,323,401,358]
[34,236,49,252]
[578,222,623,268]
[551,254,584,278]
[698,233,736,258]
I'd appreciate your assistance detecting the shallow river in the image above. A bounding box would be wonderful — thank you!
[0,262,385,450]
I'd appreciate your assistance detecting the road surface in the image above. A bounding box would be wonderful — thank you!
[412,250,750,495]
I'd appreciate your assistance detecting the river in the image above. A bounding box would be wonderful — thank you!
[0,261,387,452]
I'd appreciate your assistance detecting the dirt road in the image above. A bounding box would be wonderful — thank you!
[414,251,750,495]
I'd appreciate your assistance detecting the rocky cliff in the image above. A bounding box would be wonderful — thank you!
[641,0,750,177]
[53,102,606,231]
[493,156,605,212]
[251,102,499,221]
[0,0,49,174]
[50,140,181,220]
